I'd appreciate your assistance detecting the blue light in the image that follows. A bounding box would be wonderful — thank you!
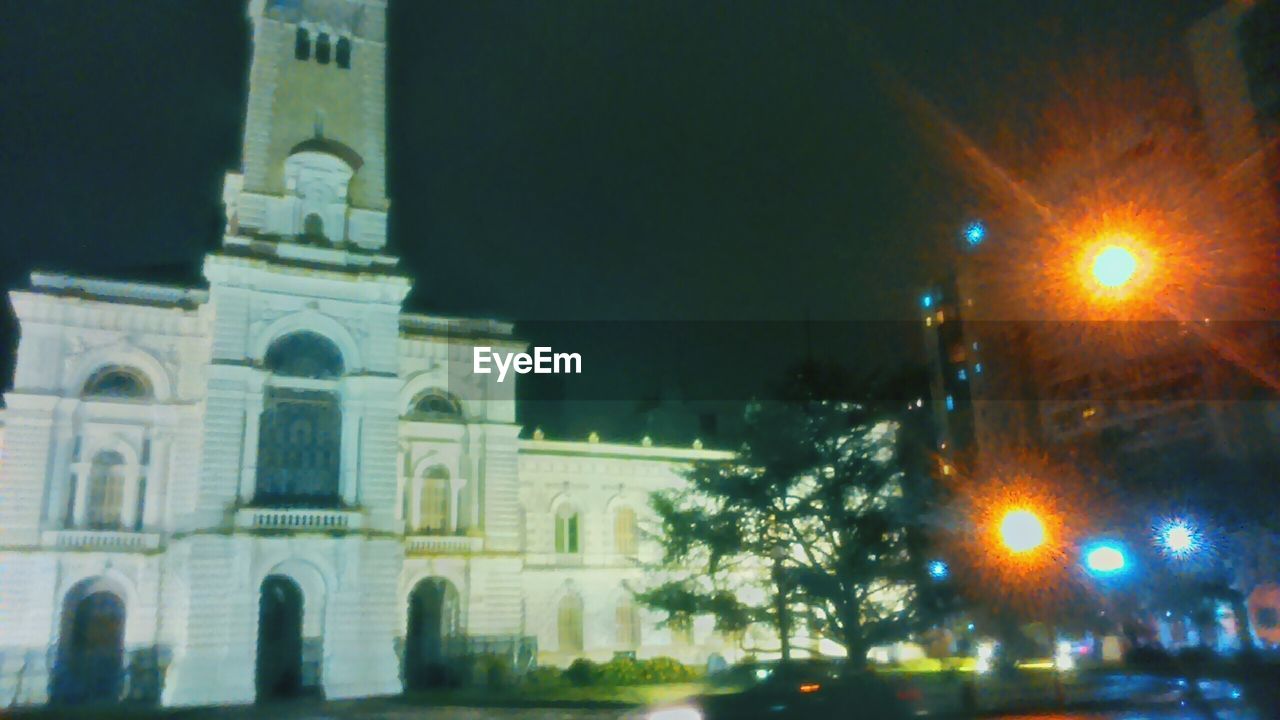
[957,369,967,381]
[1083,540,1128,577]
[928,560,949,580]
[1156,518,1202,559]
[921,294,934,309]
[974,363,983,374]
[945,395,954,411]
[964,222,986,246]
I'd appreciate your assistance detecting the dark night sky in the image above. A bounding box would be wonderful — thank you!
[0,0,1219,437]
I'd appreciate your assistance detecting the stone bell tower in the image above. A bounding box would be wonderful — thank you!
[223,0,389,251]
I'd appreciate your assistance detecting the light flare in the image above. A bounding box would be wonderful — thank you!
[1000,509,1047,554]
[1089,243,1138,289]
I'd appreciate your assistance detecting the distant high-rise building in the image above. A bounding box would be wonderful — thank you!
[1187,0,1279,218]
[1187,0,1278,172]
[920,225,1041,472]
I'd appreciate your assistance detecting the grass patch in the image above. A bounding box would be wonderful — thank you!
[406,681,705,708]
[879,657,977,674]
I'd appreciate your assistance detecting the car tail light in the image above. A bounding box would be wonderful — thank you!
[896,686,923,703]
[798,683,822,694]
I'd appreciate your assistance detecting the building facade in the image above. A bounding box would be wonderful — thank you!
[0,0,730,707]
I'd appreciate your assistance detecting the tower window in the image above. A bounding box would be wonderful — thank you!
[294,28,310,60]
[315,33,331,64]
[303,213,325,242]
[336,37,351,69]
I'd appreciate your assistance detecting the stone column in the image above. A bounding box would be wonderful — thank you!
[142,433,172,529]
[408,470,421,532]
[120,464,142,531]
[340,402,361,506]
[237,391,263,504]
[43,423,75,526]
[70,461,90,528]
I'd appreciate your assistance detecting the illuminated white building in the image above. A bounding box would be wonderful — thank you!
[0,0,730,707]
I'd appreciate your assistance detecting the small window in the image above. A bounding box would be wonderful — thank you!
[86,451,126,530]
[82,367,152,400]
[315,33,331,64]
[555,505,580,554]
[419,466,450,533]
[295,28,311,60]
[411,390,463,419]
[614,507,637,557]
[335,37,351,69]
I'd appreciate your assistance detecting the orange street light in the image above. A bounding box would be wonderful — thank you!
[999,508,1047,555]
[1089,243,1138,288]
[1065,224,1161,311]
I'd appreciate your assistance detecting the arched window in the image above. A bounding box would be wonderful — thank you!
[409,390,463,420]
[302,213,325,242]
[419,466,450,534]
[85,451,126,529]
[616,596,641,649]
[294,27,310,60]
[315,33,331,64]
[264,331,344,379]
[335,37,351,69]
[614,507,637,557]
[82,367,151,400]
[257,332,344,507]
[558,593,584,653]
[555,505,579,554]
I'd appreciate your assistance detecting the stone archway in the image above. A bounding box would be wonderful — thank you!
[404,578,461,688]
[256,575,305,701]
[52,588,126,705]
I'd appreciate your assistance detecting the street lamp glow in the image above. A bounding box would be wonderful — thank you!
[964,221,986,246]
[1157,519,1201,559]
[1083,541,1128,576]
[999,509,1046,554]
[1054,640,1076,671]
[1091,244,1138,288]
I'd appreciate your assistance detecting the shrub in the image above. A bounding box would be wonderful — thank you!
[467,654,514,688]
[565,658,600,686]
[598,657,644,685]
[523,665,566,688]
[639,656,702,683]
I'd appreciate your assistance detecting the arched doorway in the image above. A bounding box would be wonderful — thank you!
[256,575,304,701]
[404,578,460,688]
[52,589,126,705]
